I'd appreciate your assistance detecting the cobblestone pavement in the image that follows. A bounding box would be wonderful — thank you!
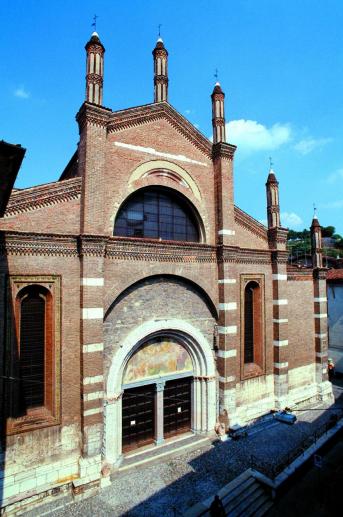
[26,380,343,517]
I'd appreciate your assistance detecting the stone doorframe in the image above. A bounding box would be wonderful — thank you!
[103,319,216,465]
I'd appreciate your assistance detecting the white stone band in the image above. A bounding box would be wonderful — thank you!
[314,297,327,302]
[218,325,237,335]
[273,339,288,347]
[274,361,288,368]
[81,277,104,286]
[217,349,237,358]
[83,407,103,417]
[219,375,236,383]
[82,308,104,319]
[84,391,104,402]
[218,278,236,284]
[316,352,328,358]
[218,229,235,236]
[314,314,327,319]
[83,375,104,385]
[114,141,208,167]
[272,274,287,281]
[273,299,288,305]
[315,333,327,338]
[83,342,104,353]
[218,302,237,311]
[273,318,288,323]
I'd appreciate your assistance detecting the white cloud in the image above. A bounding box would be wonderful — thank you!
[294,137,331,155]
[184,109,191,114]
[226,119,291,153]
[14,86,30,99]
[327,168,343,184]
[281,212,303,228]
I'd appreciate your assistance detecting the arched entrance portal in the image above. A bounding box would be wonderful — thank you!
[122,335,194,452]
[104,319,216,465]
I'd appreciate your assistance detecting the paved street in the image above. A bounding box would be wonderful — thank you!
[24,379,343,517]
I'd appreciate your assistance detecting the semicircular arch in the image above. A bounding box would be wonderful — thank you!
[129,159,202,201]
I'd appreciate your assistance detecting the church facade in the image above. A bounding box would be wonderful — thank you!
[0,33,333,511]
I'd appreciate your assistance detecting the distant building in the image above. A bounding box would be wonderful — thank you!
[0,33,333,512]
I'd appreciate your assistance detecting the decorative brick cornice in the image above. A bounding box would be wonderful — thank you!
[267,227,288,246]
[78,235,107,257]
[106,237,217,262]
[212,142,236,161]
[0,232,78,257]
[76,102,111,132]
[234,206,268,241]
[217,245,272,264]
[108,102,212,158]
[5,177,82,216]
[287,270,313,281]
[271,250,289,264]
[313,267,328,281]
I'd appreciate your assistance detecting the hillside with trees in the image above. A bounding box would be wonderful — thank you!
[287,226,343,260]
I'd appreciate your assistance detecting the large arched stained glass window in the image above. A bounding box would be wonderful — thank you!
[114,187,200,242]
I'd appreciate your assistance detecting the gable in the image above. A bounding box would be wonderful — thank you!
[108,102,212,161]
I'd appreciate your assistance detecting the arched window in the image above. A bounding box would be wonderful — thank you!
[244,281,262,365]
[114,187,200,242]
[19,287,46,408]
[6,276,60,434]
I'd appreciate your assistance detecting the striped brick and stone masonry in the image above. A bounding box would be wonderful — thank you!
[266,169,290,409]
[75,93,110,487]
[217,262,239,428]
[77,237,106,489]
[212,102,238,426]
[271,249,290,409]
[313,267,329,392]
[311,215,332,401]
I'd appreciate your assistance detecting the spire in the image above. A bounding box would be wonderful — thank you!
[85,31,105,105]
[153,37,168,103]
[311,207,323,268]
[211,81,226,144]
[266,161,281,229]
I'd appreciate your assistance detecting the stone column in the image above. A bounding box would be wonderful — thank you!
[155,381,165,445]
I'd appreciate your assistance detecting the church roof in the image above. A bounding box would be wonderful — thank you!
[0,140,26,217]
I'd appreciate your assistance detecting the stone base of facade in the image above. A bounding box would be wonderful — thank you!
[0,454,103,514]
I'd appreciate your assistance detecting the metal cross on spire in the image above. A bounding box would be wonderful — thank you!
[92,14,98,31]
[313,202,317,218]
[214,68,219,81]
[158,24,162,38]
[269,156,274,170]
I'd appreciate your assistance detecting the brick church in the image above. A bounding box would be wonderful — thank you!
[0,32,333,511]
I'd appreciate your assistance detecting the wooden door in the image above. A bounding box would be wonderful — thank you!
[163,377,192,438]
[122,384,155,452]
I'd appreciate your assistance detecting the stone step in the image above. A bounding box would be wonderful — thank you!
[227,483,265,516]
[116,434,210,474]
[221,478,259,510]
[247,498,274,517]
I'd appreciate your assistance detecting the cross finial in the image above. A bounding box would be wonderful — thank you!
[92,14,98,31]
[158,24,162,38]
[269,156,274,170]
[313,202,317,218]
[214,68,219,81]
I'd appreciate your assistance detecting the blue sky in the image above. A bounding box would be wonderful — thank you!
[1,0,342,234]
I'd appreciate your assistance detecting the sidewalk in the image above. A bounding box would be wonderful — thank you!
[23,380,343,517]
